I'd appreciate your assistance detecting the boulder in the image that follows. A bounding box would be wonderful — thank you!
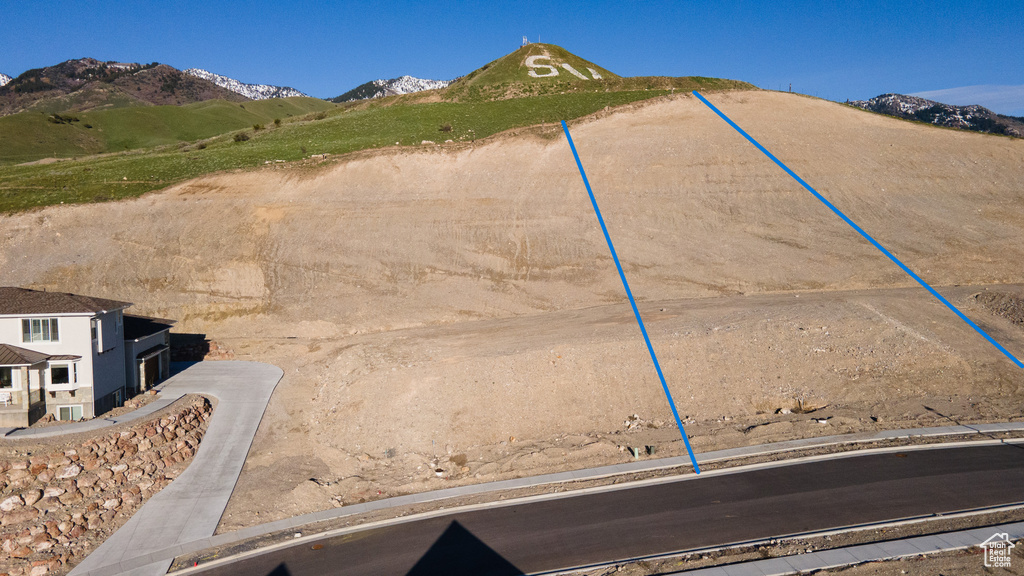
[0,494,23,512]
[21,490,43,507]
[55,464,82,479]
[10,544,33,557]
[43,486,65,498]
[1,507,39,526]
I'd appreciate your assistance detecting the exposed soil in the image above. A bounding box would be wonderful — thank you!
[977,291,1024,327]
[1,90,1022,540]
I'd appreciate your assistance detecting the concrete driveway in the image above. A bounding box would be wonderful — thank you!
[68,361,283,576]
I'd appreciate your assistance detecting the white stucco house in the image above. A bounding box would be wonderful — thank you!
[0,287,173,428]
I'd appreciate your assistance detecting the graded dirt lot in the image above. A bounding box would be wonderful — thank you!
[1,90,1023,533]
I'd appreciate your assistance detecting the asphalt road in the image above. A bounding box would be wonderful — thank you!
[195,444,1024,576]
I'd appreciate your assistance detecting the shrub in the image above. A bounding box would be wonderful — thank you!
[274,118,282,127]
[253,123,264,131]
[47,113,80,125]
[439,123,452,133]
[233,132,250,142]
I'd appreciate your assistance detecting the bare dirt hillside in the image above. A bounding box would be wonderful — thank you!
[2,90,1023,529]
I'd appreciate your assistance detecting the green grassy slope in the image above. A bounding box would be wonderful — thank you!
[0,44,756,213]
[0,97,335,164]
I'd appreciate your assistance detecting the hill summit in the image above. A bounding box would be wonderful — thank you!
[444,43,617,101]
[439,43,751,103]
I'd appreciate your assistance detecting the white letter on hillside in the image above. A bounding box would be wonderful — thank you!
[587,67,603,80]
[526,55,559,78]
[560,63,590,80]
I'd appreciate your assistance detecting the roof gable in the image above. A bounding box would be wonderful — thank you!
[0,287,132,315]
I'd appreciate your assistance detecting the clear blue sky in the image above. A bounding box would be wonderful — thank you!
[3,0,1022,114]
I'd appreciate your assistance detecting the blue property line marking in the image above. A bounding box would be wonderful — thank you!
[692,90,1023,370]
[561,120,702,474]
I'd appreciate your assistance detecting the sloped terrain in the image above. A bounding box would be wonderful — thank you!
[2,90,1023,528]
[331,76,453,103]
[441,43,750,103]
[851,93,1024,137]
[0,59,247,116]
[183,68,309,100]
[0,96,335,164]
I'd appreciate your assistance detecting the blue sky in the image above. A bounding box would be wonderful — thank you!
[2,0,1022,114]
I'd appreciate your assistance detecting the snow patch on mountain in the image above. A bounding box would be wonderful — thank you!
[849,93,1023,137]
[380,75,452,95]
[0,73,12,87]
[333,75,453,102]
[183,68,308,100]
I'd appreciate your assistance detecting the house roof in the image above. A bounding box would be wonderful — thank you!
[0,344,52,366]
[0,287,132,316]
[135,344,169,360]
[124,315,176,341]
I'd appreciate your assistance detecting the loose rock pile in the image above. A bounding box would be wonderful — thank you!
[0,396,212,576]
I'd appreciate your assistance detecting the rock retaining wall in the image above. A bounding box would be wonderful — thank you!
[0,396,212,576]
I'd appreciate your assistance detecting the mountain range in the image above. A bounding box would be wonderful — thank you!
[0,57,454,116]
[330,75,452,103]
[0,58,247,116]
[850,93,1023,137]
[183,68,308,100]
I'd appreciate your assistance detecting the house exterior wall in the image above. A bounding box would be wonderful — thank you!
[0,315,95,386]
[124,330,170,394]
[90,310,126,415]
[0,310,126,421]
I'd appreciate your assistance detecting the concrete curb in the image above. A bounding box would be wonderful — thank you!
[668,521,1024,575]
[119,420,1024,575]
[0,397,183,439]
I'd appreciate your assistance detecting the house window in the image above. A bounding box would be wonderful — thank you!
[22,318,60,343]
[51,365,71,385]
[58,405,83,421]
[0,368,12,388]
[91,319,98,341]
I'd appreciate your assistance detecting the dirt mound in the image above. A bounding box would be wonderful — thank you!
[975,291,1024,326]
